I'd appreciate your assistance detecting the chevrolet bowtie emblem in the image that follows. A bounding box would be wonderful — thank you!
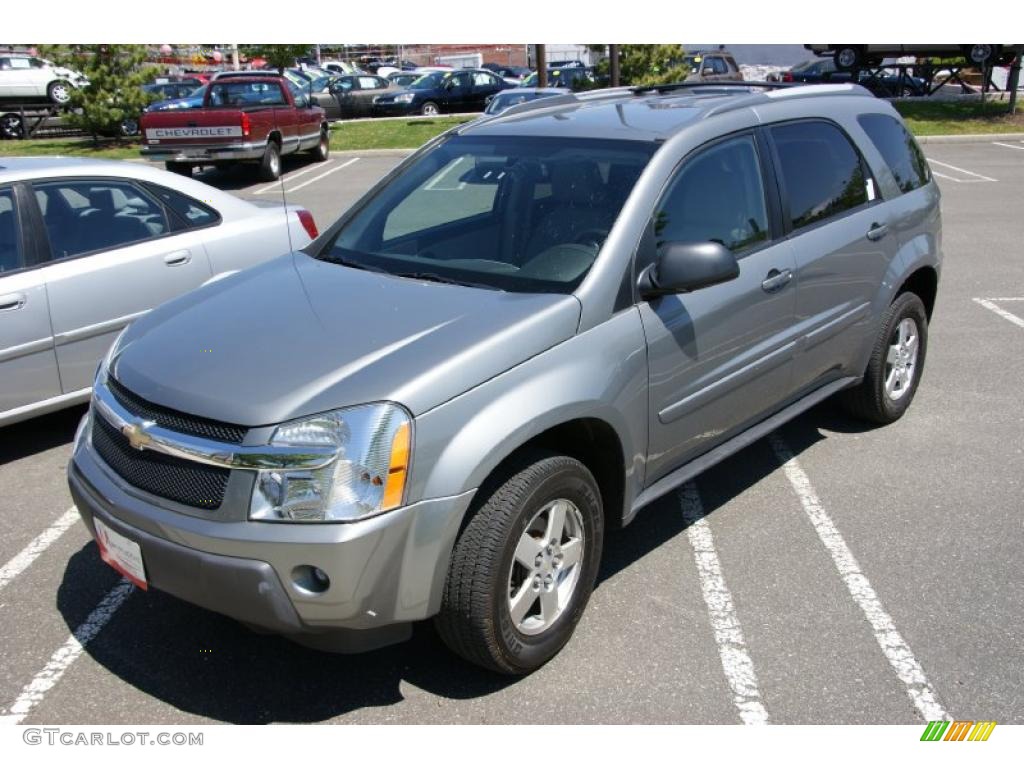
[121,419,156,451]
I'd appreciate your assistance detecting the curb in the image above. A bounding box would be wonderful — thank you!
[914,132,1024,144]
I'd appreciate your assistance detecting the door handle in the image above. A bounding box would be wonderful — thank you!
[866,222,889,241]
[761,268,793,293]
[163,250,192,266]
[0,292,27,311]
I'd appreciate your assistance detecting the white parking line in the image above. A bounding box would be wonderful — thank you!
[0,507,79,593]
[926,158,997,183]
[973,298,1024,329]
[768,434,949,722]
[285,157,361,193]
[0,579,133,725]
[680,483,769,725]
[929,170,989,184]
[251,161,332,195]
[992,141,1024,151]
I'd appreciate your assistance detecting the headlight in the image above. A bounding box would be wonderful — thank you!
[250,403,412,523]
[394,92,415,104]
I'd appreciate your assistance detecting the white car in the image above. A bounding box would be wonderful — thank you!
[0,157,317,426]
[0,54,89,105]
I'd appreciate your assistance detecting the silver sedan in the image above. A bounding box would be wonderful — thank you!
[0,157,317,426]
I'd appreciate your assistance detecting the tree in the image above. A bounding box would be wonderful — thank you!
[38,45,157,140]
[594,44,690,87]
[240,44,312,74]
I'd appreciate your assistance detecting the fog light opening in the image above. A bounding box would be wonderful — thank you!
[292,565,331,594]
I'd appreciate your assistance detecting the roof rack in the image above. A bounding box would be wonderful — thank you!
[628,80,794,95]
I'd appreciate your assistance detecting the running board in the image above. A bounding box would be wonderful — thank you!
[627,376,858,522]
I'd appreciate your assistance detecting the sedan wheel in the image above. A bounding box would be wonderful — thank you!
[48,81,72,105]
[0,113,24,140]
[420,101,440,117]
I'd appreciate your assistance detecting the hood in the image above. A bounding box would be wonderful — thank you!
[111,253,581,426]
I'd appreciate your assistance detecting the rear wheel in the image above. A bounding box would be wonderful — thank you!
[435,450,604,675]
[840,292,928,424]
[164,162,192,177]
[834,46,862,71]
[258,141,281,181]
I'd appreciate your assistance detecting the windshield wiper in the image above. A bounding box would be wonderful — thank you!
[321,254,387,273]
[393,272,503,291]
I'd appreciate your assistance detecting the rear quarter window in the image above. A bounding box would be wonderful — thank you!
[857,113,931,194]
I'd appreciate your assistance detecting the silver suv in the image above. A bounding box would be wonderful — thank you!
[68,83,941,674]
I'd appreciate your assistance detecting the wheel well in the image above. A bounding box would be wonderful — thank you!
[267,131,282,147]
[478,418,627,532]
[896,266,938,320]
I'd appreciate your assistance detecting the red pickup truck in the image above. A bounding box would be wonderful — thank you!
[140,75,329,181]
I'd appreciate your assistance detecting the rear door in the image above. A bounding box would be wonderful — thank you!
[766,119,893,394]
[0,184,62,418]
[470,70,504,108]
[28,177,213,393]
[639,132,799,480]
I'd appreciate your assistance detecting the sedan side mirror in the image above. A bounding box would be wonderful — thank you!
[638,241,740,298]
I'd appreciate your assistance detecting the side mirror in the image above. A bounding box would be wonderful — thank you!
[638,241,739,298]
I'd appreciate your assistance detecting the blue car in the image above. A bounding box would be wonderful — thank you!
[145,84,206,112]
[373,69,509,116]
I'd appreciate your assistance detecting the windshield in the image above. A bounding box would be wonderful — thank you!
[410,72,443,89]
[521,73,538,87]
[319,135,656,294]
[309,76,332,92]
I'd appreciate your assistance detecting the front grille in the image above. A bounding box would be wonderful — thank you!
[92,414,229,510]
[107,377,247,444]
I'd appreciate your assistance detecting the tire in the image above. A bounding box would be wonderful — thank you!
[420,101,440,117]
[435,450,604,675]
[258,141,281,181]
[0,113,24,140]
[119,117,139,137]
[834,47,862,71]
[164,161,192,177]
[967,44,996,65]
[839,292,928,425]
[47,80,72,105]
[310,129,329,161]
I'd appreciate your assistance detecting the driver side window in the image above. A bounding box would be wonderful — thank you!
[654,134,769,256]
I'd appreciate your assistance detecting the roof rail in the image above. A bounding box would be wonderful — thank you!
[701,82,874,117]
[628,80,794,95]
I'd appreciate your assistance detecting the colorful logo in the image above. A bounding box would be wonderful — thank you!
[921,721,996,742]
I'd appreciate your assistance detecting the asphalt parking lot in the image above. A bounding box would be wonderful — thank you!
[1,139,1022,725]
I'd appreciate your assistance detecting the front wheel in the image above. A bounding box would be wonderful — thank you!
[435,450,604,674]
[0,113,24,140]
[840,292,928,424]
[420,101,440,117]
[833,46,862,71]
[47,80,72,105]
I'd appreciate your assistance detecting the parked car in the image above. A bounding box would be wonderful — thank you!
[145,85,206,112]
[139,75,329,180]
[484,86,571,115]
[683,51,743,82]
[321,60,359,76]
[0,54,89,105]
[373,69,509,116]
[67,83,941,674]
[482,63,531,84]
[0,157,317,427]
[143,81,203,102]
[520,67,595,91]
[804,44,1023,70]
[782,59,926,97]
[313,74,397,119]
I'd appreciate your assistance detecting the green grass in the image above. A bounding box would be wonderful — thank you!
[2,105,1021,159]
[0,138,142,159]
[894,100,1024,135]
[329,116,473,150]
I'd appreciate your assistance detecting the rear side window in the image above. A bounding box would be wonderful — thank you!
[0,189,22,273]
[770,121,871,231]
[857,113,930,193]
[144,182,220,230]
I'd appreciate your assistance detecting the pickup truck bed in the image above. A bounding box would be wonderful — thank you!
[139,75,329,180]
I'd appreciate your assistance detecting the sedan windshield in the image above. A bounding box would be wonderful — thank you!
[319,135,656,293]
[410,72,443,89]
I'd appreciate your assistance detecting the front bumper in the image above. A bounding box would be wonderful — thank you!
[372,101,418,116]
[69,420,475,648]
[139,140,267,163]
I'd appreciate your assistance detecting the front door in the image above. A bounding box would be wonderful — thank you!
[639,133,798,482]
